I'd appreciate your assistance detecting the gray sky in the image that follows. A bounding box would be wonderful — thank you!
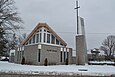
[15,0,115,50]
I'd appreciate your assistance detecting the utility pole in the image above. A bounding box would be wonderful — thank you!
[74,0,80,34]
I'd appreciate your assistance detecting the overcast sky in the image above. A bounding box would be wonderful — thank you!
[15,0,115,50]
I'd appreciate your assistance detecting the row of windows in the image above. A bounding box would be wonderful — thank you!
[17,47,24,51]
[27,33,41,45]
[37,50,69,63]
[26,30,61,46]
[17,51,24,62]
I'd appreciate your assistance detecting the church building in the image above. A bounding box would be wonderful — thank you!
[14,23,72,65]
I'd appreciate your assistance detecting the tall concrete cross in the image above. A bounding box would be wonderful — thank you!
[75,1,87,65]
[74,0,80,34]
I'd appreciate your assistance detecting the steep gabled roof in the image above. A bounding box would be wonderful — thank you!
[22,23,67,46]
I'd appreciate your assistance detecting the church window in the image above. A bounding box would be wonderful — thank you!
[38,49,41,62]
[33,35,35,43]
[51,34,55,44]
[47,34,50,43]
[29,39,31,44]
[64,52,66,62]
[40,33,42,42]
[56,39,59,45]
[36,34,39,43]
[44,33,46,42]
[60,51,62,62]
[67,52,69,59]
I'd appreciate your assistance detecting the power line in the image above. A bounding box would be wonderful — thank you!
[18,29,115,34]
[18,31,115,35]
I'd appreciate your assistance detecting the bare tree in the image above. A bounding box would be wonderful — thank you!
[0,0,23,28]
[0,0,23,56]
[100,35,115,60]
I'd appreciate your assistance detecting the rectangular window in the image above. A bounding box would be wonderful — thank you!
[67,52,69,59]
[29,39,31,44]
[47,34,50,43]
[33,35,35,43]
[56,39,59,45]
[51,34,55,44]
[19,51,21,61]
[38,49,41,62]
[44,33,46,43]
[17,51,19,62]
[64,52,66,62]
[11,53,14,56]
[36,34,39,43]
[22,51,24,56]
[60,51,62,62]
[40,33,42,42]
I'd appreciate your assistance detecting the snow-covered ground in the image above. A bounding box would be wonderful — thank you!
[0,61,115,76]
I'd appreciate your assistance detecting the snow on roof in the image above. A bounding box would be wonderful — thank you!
[87,51,92,54]
[87,50,105,56]
[99,50,105,56]
[10,50,15,56]
[10,50,15,53]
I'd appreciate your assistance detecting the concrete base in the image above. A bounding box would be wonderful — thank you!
[76,35,87,65]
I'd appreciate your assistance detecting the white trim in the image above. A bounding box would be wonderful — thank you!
[38,45,41,49]
[55,37,56,45]
[67,48,69,52]
[25,43,40,46]
[64,48,66,51]
[38,33,40,43]
[41,27,44,43]
[19,47,21,51]
[25,43,63,48]
[41,43,62,47]
[22,46,24,51]
[25,41,65,47]
[10,50,15,56]
[50,34,51,44]
[17,47,19,51]
[61,48,63,51]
